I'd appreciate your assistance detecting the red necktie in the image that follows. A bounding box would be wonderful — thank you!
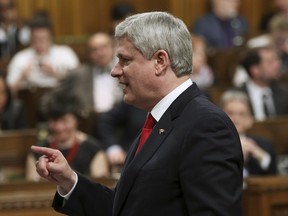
[135,113,156,155]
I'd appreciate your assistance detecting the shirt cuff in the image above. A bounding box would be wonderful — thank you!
[106,144,123,154]
[260,153,271,170]
[57,171,78,200]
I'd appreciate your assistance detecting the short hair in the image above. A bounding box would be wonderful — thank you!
[219,89,251,112]
[115,11,193,77]
[40,89,83,120]
[269,14,288,33]
[239,46,274,77]
[27,10,52,31]
[239,48,261,77]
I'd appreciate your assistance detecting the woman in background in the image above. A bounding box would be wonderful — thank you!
[26,89,109,181]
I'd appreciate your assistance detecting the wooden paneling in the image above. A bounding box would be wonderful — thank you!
[13,0,274,38]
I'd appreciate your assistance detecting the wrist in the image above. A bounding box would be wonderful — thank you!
[59,171,77,194]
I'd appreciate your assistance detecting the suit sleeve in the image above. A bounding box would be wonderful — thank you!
[53,174,115,216]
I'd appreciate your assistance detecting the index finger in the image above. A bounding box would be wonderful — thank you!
[31,146,57,157]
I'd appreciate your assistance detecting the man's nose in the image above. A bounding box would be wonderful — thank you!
[111,63,123,77]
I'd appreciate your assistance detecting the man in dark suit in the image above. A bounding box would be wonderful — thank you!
[95,100,147,166]
[238,46,288,121]
[192,0,248,49]
[220,89,278,177]
[32,12,243,216]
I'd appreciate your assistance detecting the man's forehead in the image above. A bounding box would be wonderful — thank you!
[116,38,137,55]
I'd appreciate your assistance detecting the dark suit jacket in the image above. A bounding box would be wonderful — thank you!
[239,82,288,117]
[95,101,147,151]
[53,84,243,216]
[193,13,248,48]
[0,99,28,130]
[245,136,277,176]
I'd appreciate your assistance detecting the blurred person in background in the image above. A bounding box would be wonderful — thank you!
[260,0,288,33]
[191,34,214,91]
[26,89,109,181]
[0,0,29,59]
[96,100,147,167]
[59,32,121,114]
[110,2,135,35]
[220,89,278,176]
[6,14,79,96]
[192,0,249,50]
[237,46,288,121]
[0,72,28,130]
[234,14,288,86]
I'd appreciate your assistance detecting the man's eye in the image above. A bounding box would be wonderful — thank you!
[121,59,129,65]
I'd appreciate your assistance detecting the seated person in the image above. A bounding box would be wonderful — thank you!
[0,0,29,59]
[192,0,248,50]
[234,14,288,86]
[26,89,109,181]
[191,34,214,90]
[0,72,28,130]
[219,89,278,177]
[95,100,147,166]
[59,32,121,114]
[6,14,79,96]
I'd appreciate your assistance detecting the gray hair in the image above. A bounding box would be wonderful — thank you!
[115,11,192,77]
[219,89,250,108]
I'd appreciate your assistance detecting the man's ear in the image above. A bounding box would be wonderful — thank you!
[153,50,170,75]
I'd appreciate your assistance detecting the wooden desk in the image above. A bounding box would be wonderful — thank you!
[0,129,37,181]
[247,117,288,155]
[243,176,288,216]
[0,177,117,216]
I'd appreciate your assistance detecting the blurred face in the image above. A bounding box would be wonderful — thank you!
[111,37,159,111]
[88,34,115,68]
[31,28,52,54]
[0,0,14,21]
[48,113,77,143]
[223,99,253,134]
[256,48,282,82]
[275,0,288,12]
[192,40,206,74]
[0,78,7,112]
[271,30,288,53]
[212,0,240,18]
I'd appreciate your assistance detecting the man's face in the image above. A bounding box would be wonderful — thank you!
[272,30,288,53]
[111,37,158,111]
[275,0,288,12]
[88,34,115,68]
[257,49,281,82]
[212,0,240,18]
[31,28,52,54]
[223,99,253,134]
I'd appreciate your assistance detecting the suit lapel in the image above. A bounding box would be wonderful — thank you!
[112,83,201,216]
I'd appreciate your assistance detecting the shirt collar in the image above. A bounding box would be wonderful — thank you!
[151,79,192,122]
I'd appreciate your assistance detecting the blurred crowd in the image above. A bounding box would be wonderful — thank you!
[1,0,288,182]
